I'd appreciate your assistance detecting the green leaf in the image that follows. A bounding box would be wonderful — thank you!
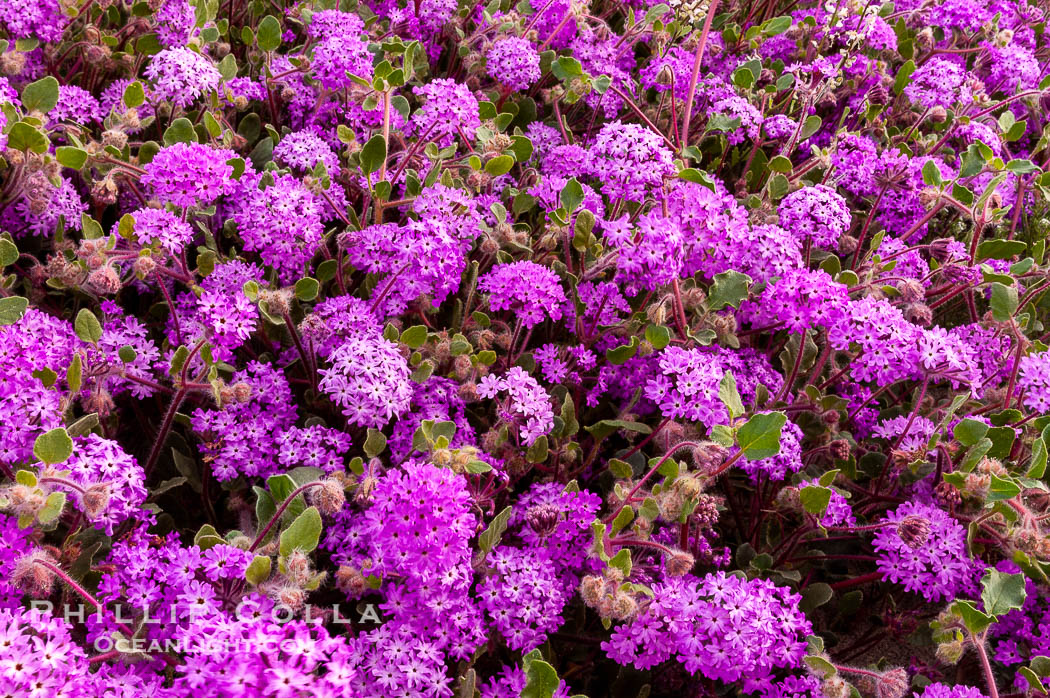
[981,569,1027,616]
[163,117,197,145]
[645,324,671,351]
[465,460,492,474]
[37,491,66,524]
[477,506,513,554]
[75,309,103,344]
[55,146,88,170]
[990,282,1018,321]
[987,473,1021,502]
[268,472,311,518]
[737,412,787,460]
[605,337,639,365]
[66,354,82,393]
[522,651,561,698]
[768,155,792,173]
[550,56,583,80]
[708,271,752,310]
[986,425,1016,459]
[921,160,942,186]
[526,435,549,463]
[560,177,584,212]
[293,277,319,301]
[485,154,515,176]
[194,524,224,550]
[1006,158,1040,175]
[977,240,1027,261]
[34,427,73,464]
[400,325,428,349]
[0,296,29,325]
[123,80,145,108]
[611,506,635,535]
[1019,667,1046,693]
[894,59,916,95]
[80,213,103,240]
[800,484,832,516]
[361,134,387,175]
[21,76,60,114]
[585,419,653,441]
[6,122,49,153]
[804,655,838,679]
[953,418,989,447]
[217,54,237,81]
[0,239,17,267]
[256,15,282,51]
[800,582,834,612]
[602,550,631,582]
[560,394,579,437]
[279,506,323,556]
[719,371,745,419]
[245,555,271,585]
[710,424,735,447]
[363,429,387,458]
[800,115,822,139]
[951,600,994,634]
[762,15,792,34]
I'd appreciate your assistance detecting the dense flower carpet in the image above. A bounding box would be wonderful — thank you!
[1,0,1050,695]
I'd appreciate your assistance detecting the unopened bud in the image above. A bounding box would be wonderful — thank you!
[610,591,638,620]
[829,439,850,460]
[525,503,562,537]
[580,575,604,606]
[275,586,306,612]
[81,484,112,518]
[335,566,367,597]
[666,550,695,577]
[232,381,252,403]
[896,516,930,549]
[903,302,933,326]
[935,639,964,665]
[12,551,57,597]
[896,278,925,303]
[692,442,729,472]
[307,479,345,516]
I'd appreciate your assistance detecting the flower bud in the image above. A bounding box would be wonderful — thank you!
[335,567,367,598]
[525,503,562,537]
[275,586,306,612]
[232,381,252,403]
[307,479,346,516]
[579,575,604,606]
[935,639,964,665]
[896,279,925,304]
[12,551,56,597]
[81,483,112,518]
[691,442,729,472]
[666,550,695,577]
[896,516,930,549]
[133,255,156,277]
[610,591,638,620]
[903,302,933,327]
[829,439,850,460]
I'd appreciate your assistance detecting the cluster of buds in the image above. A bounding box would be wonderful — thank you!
[213,380,253,408]
[259,549,328,613]
[961,457,1011,500]
[431,445,493,476]
[579,568,642,622]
